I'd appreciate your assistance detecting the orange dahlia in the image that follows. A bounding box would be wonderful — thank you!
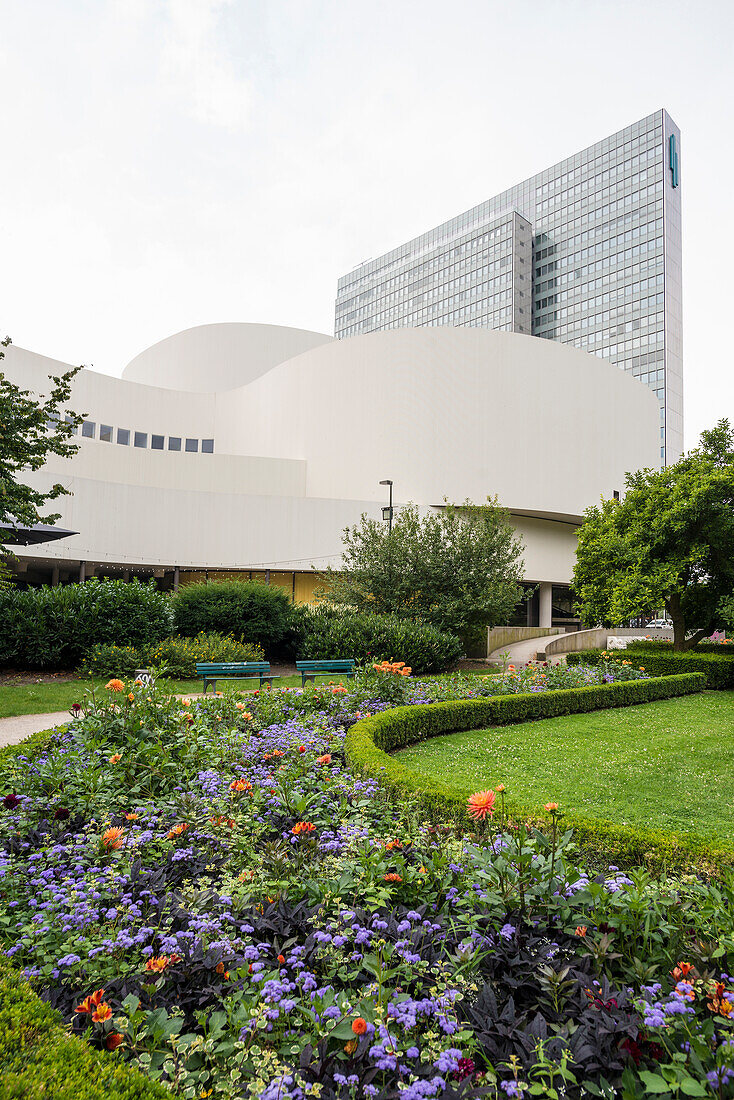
[467,789,496,820]
[102,827,124,850]
[105,679,125,692]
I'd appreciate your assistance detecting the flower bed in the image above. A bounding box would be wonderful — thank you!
[0,668,731,1098]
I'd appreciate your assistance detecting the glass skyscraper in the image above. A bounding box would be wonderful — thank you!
[335,109,682,462]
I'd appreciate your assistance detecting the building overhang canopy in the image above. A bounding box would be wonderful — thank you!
[0,522,78,547]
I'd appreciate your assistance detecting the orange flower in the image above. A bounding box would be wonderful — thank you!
[292,821,316,835]
[496,784,506,793]
[109,753,122,765]
[672,962,694,980]
[105,679,124,692]
[92,1002,112,1022]
[106,1033,124,1050]
[467,790,496,821]
[230,779,252,793]
[385,838,402,851]
[167,822,189,839]
[277,954,286,965]
[75,988,105,1014]
[127,692,135,702]
[384,873,402,883]
[316,754,332,765]
[145,954,181,972]
[102,827,124,850]
[544,802,560,813]
[180,698,190,707]
[575,926,587,937]
[352,1017,368,1035]
[298,745,306,753]
[344,1039,358,1054]
[125,812,139,821]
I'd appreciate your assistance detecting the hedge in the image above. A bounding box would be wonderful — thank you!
[0,580,172,670]
[624,639,734,657]
[293,606,464,674]
[567,648,734,689]
[0,959,167,1100]
[343,673,733,872]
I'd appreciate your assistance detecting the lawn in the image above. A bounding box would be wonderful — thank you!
[0,673,354,718]
[395,691,734,844]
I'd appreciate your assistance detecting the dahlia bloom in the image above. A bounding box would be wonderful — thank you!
[467,789,496,820]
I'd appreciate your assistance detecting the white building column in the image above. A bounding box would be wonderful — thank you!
[539,582,553,628]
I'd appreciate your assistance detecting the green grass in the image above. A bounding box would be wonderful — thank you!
[0,673,355,718]
[395,691,734,844]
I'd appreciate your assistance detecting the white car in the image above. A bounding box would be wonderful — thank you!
[646,618,673,629]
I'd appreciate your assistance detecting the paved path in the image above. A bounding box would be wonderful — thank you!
[0,711,71,748]
[487,634,565,668]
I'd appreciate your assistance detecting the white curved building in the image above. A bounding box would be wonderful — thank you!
[3,323,660,627]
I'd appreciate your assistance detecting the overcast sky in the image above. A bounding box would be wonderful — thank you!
[1,0,732,449]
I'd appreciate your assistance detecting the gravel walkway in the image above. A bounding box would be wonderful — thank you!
[0,711,71,748]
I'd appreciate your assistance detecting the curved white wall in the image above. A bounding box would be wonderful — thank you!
[3,323,660,592]
[122,323,332,392]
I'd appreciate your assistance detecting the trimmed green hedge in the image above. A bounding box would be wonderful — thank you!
[0,960,167,1100]
[567,648,734,689]
[343,673,733,872]
[625,639,734,656]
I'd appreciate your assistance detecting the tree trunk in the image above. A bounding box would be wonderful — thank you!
[666,592,711,651]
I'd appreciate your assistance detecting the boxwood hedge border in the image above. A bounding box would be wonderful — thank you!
[343,672,733,872]
[566,648,734,689]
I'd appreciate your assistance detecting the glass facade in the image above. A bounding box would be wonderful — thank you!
[335,109,682,462]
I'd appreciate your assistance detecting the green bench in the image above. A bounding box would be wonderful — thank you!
[296,659,356,688]
[195,661,279,693]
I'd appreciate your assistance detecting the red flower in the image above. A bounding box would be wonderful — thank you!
[352,1017,368,1035]
[3,792,20,810]
[106,1033,124,1050]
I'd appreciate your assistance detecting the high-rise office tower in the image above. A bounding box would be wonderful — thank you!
[335,109,682,462]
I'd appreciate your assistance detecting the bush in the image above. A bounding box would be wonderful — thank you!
[171,581,292,657]
[0,580,172,670]
[80,634,264,680]
[344,673,720,871]
[567,648,734,689]
[625,639,734,656]
[146,633,264,680]
[0,959,168,1100]
[80,644,144,678]
[295,605,464,674]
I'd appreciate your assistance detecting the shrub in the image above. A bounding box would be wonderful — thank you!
[171,581,292,657]
[0,580,172,670]
[146,633,264,680]
[0,959,168,1099]
[567,648,734,689]
[295,605,463,674]
[80,644,144,678]
[625,638,734,656]
[344,673,721,871]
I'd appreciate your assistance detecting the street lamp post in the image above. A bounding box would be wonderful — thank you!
[379,479,393,534]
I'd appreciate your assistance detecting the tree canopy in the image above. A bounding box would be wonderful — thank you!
[573,420,734,650]
[0,336,84,553]
[318,499,526,639]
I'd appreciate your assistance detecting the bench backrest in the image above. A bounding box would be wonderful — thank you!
[195,662,270,674]
[296,660,355,671]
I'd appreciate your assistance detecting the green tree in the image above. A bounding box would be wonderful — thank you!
[318,499,526,638]
[0,336,84,551]
[573,420,734,651]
